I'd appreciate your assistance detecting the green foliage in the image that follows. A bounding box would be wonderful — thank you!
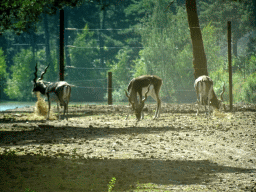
[0,48,7,78]
[233,54,256,75]
[0,0,85,34]
[134,4,193,102]
[0,48,8,99]
[107,177,116,192]
[4,49,34,101]
[211,64,256,104]
[132,52,147,77]
[232,71,256,103]
[247,54,256,74]
[1,0,254,104]
[199,0,254,35]
[4,48,56,101]
[70,25,98,67]
[36,49,58,82]
[68,25,102,101]
[202,23,225,72]
[106,48,133,102]
[242,72,256,103]
[131,1,255,104]
[229,54,256,103]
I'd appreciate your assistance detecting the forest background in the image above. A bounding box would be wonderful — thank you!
[0,0,255,103]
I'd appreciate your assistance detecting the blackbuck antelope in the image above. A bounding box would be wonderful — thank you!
[194,75,225,116]
[33,63,71,120]
[125,75,162,120]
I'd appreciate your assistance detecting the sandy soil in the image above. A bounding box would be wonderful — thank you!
[0,103,255,192]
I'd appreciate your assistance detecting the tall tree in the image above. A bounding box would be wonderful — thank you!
[185,0,208,79]
[199,0,254,57]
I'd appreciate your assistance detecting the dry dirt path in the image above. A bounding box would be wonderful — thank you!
[0,104,255,191]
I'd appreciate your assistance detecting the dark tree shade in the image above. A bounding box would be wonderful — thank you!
[0,0,107,34]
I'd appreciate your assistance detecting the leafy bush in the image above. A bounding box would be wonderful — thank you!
[0,48,8,99]
[242,72,256,103]
[107,177,116,192]
[4,49,34,101]
[233,72,256,103]
[211,67,256,104]
[0,48,7,79]
[134,5,226,102]
[106,48,133,102]
[4,48,56,101]
[68,24,103,101]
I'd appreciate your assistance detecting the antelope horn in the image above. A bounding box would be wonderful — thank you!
[125,90,130,99]
[220,83,225,101]
[142,84,151,103]
[33,63,38,83]
[40,64,50,80]
[125,90,133,103]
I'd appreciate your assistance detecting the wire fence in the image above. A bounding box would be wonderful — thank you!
[2,27,208,104]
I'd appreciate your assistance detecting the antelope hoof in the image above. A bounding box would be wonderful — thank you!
[153,115,159,120]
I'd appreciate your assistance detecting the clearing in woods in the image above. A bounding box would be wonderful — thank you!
[0,103,255,191]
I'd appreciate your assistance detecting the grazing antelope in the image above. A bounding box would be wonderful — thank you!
[33,63,71,120]
[125,75,163,120]
[194,75,225,116]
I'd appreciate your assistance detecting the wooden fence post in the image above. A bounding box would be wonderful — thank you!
[59,9,64,81]
[108,72,112,105]
[228,21,233,111]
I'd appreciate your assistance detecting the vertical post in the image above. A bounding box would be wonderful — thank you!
[64,8,70,67]
[99,6,106,68]
[228,21,233,111]
[108,72,112,105]
[59,9,64,81]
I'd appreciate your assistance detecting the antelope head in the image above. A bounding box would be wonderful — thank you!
[33,63,49,94]
[211,83,225,109]
[126,85,150,120]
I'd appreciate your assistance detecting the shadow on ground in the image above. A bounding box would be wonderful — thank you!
[1,153,255,192]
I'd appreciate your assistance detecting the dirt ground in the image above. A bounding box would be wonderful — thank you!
[0,103,255,192]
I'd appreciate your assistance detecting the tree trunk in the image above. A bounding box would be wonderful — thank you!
[185,0,208,79]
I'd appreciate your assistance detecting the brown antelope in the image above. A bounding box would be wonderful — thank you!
[125,75,162,120]
[194,75,225,116]
[33,63,71,120]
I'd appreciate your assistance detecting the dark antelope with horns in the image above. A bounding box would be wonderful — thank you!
[33,63,71,120]
[194,75,225,116]
[125,75,162,120]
